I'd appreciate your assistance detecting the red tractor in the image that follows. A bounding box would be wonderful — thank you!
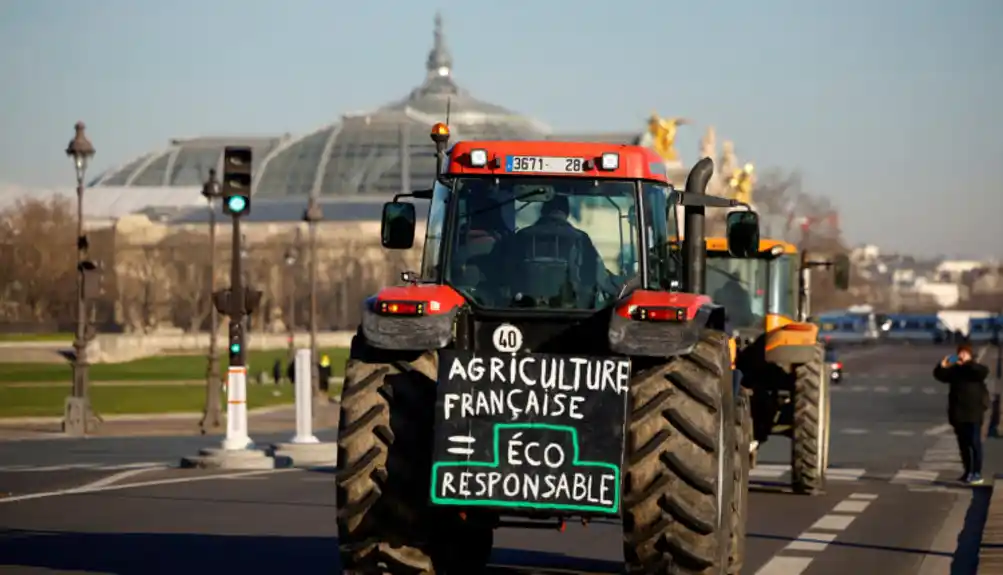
[335,123,762,574]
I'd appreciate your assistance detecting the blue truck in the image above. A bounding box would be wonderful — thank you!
[880,313,947,344]
[968,316,1002,344]
[816,312,876,345]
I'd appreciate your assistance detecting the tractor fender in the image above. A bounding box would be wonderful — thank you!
[360,285,464,351]
[608,302,727,358]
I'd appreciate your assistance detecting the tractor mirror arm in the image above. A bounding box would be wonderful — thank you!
[392,188,434,203]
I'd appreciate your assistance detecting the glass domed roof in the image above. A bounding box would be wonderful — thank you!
[252,13,551,198]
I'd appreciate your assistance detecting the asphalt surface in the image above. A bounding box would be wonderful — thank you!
[0,343,998,574]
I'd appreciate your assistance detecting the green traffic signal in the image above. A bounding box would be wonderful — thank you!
[229,342,241,354]
[226,196,248,214]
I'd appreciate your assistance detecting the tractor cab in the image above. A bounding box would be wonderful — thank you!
[373,123,758,357]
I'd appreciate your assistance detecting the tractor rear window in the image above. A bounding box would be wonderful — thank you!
[444,177,639,311]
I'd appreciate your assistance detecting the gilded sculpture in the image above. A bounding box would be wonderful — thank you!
[647,113,689,163]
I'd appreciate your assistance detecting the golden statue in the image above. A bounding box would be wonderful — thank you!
[647,113,689,163]
[728,162,755,204]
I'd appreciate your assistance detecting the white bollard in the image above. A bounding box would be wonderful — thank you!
[291,348,320,444]
[222,366,253,450]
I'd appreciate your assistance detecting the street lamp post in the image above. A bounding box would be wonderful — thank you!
[303,199,324,417]
[63,122,98,437]
[284,247,298,360]
[200,169,222,434]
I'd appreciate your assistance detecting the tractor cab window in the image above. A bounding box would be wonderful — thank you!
[641,183,679,290]
[769,254,797,319]
[419,180,451,281]
[706,254,767,329]
[444,176,638,311]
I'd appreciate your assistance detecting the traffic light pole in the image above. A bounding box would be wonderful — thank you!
[221,213,253,450]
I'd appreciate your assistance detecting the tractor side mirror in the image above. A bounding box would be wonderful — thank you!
[381,202,416,250]
[726,211,760,258]
[832,253,850,290]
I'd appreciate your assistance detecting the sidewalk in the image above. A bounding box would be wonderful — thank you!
[0,401,341,441]
[979,480,1003,573]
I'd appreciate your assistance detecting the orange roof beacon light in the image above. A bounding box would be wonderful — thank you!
[431,122,450,174]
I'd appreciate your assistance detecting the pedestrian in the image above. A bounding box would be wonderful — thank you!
[319,354,332,392]
[272,358,283,385]
[933,342,991,485]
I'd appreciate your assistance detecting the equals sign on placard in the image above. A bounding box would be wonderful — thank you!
[447,435,475,456]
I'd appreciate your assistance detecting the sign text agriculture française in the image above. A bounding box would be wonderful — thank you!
[430,350,629,513]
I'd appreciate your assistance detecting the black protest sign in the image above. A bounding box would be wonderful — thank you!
[430,351,629,514]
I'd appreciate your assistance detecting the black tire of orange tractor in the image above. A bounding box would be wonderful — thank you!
[622,330,737,575]
[790,343,827,495]
[728,392,752,575]
[335,334,493,574]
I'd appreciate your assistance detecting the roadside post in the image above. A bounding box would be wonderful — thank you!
[181,147,274,470]
[273,348,336,467]
[291,348,320,444]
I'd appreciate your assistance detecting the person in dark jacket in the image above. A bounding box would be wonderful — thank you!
[933,342,991,485]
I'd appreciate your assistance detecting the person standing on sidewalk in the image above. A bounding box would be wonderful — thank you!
[934,341,991,485]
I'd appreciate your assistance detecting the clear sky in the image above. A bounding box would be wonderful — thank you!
[1,0,1000,258]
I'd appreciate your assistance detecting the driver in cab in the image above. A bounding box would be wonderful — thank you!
[714,277,755,328]
[492,194,606,306]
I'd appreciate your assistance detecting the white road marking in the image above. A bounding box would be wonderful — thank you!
[77,467,162,490]
[757,491,879,573]
[826,468,867,481]
[784,531,838,552]
[923,387,938,394]
[0,468,297,505]
[841,428,869,435]
[874,386,890,393]
[924,423,952,436]
[899,386,913,394]
[893,470,941,484]
[754,556,814,575]
[832,499,871,513]
[811,513,856,531]
[890,430,915,437]
[0,461,168,473]
[446,447,475,455]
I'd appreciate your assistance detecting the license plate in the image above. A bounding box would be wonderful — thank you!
[506,156,585,174]
[429,351,629,514]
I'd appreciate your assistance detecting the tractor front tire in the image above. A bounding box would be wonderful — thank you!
[728,391,752,574]
[791,344,830,495]
[623,330,736,574]
[336,335,493,574]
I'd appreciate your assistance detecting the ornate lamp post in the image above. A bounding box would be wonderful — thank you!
[199,169,222,434]
[303,199,324,416]
[284,247,298,359]
[63,122,97,437]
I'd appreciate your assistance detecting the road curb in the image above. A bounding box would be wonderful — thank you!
[979,479,1003,573]
[0,404,294,426]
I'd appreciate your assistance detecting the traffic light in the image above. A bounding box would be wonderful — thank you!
[222,146,253,217]
[228,320,244,365]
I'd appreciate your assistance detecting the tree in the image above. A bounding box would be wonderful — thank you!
[0,197,77,326]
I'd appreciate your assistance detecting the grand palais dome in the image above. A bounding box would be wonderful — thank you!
[93,15,566,199]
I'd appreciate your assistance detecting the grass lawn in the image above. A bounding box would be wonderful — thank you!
[0,333,73,343]
[0,382,345,418]
[0,347,350,384]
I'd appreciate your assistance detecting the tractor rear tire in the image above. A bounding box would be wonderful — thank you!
[623,330,736,574]
[728,392,752,575]
[336,334,494,574]
[790,344,830,495]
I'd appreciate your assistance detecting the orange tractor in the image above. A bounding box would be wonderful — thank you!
[702,237,849,494]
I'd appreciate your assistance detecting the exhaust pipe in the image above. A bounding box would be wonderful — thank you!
[683,157,714,295]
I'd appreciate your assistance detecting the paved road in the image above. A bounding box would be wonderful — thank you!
[0,344,996,574]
